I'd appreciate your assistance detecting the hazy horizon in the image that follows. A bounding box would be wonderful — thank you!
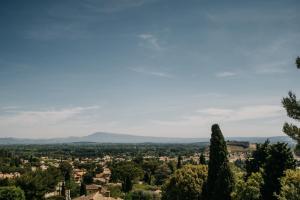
[0,0,299,138]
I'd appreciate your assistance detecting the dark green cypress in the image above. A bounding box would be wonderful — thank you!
[177,155,182,169]
[206,124,234,200]
[79,182,86,196]
[199,153,206,165]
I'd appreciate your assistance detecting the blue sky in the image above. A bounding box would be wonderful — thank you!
[0,0,299,138]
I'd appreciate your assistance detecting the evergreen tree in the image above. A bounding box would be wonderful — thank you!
[245,140,270,178]
[282,57,300,156]
[177,155,182,169]
[206,124,234,200]
[262,142,296,200]
[199,153,206,165]
[61,182,66,197]
[79,182,86,196]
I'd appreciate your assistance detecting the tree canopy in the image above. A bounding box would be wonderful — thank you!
[0,186,25,200]
[111,161,143,192]
[277,169,300,200]
[262,142,296,200]
[162,165,208,200]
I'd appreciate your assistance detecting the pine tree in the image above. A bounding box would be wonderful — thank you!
[206,124,234,200]
[282,57,300,156]
[262,142,296,200]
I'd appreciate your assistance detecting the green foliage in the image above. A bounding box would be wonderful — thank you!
[282,57,300,156]
[82,172,93,184]
[107,184,124,198]
[245,140,270,178]
[162,164,208,200]
[277,169,300,200]
[262,142,296,200]
[154,164,171,185]
[79,182,87,196]
[47,196,65,200]
[66,179,80,198]
[125,190,160,200]
[176,155,182,169]
[142,159,159,185]
[111,161,143,193]
[199,153,206,165]
[59,161,72,182]
[206,124,234,200]
[0,186,25,200]
[232,172,263,200]
[296,56,300,69]
[16,169,60,200]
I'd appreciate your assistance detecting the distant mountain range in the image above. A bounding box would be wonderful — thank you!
[0,132,295,145]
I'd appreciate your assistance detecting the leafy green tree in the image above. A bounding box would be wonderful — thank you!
[65,179,80,198]
[245,140,270,178]
[167,161,176,174]
[162,165,208,200]
[142,159,159,185]
[262,142,296,200]
[59,161,72,182]
[232,172,263,200]
[277,169,300,200]
[282,57,300,156]
[111,161,143,193]
[154,164,171,185]
[206,124,234,200]
[0,186,25,200]
[16,171,48,200]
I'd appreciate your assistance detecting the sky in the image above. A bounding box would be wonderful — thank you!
[0,0,299,138]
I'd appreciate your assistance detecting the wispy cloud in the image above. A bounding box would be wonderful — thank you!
[215,71,237,78]
[153,105,283,126]
[138,34,163,51]
[129,67,173,78]
[0,106,100,126]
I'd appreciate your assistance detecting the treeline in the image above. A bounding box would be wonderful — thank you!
[0,143,206,160]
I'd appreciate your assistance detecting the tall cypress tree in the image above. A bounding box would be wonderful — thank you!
[282,57,300,156]
[206,124,234,200]
[177,155,182,169]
